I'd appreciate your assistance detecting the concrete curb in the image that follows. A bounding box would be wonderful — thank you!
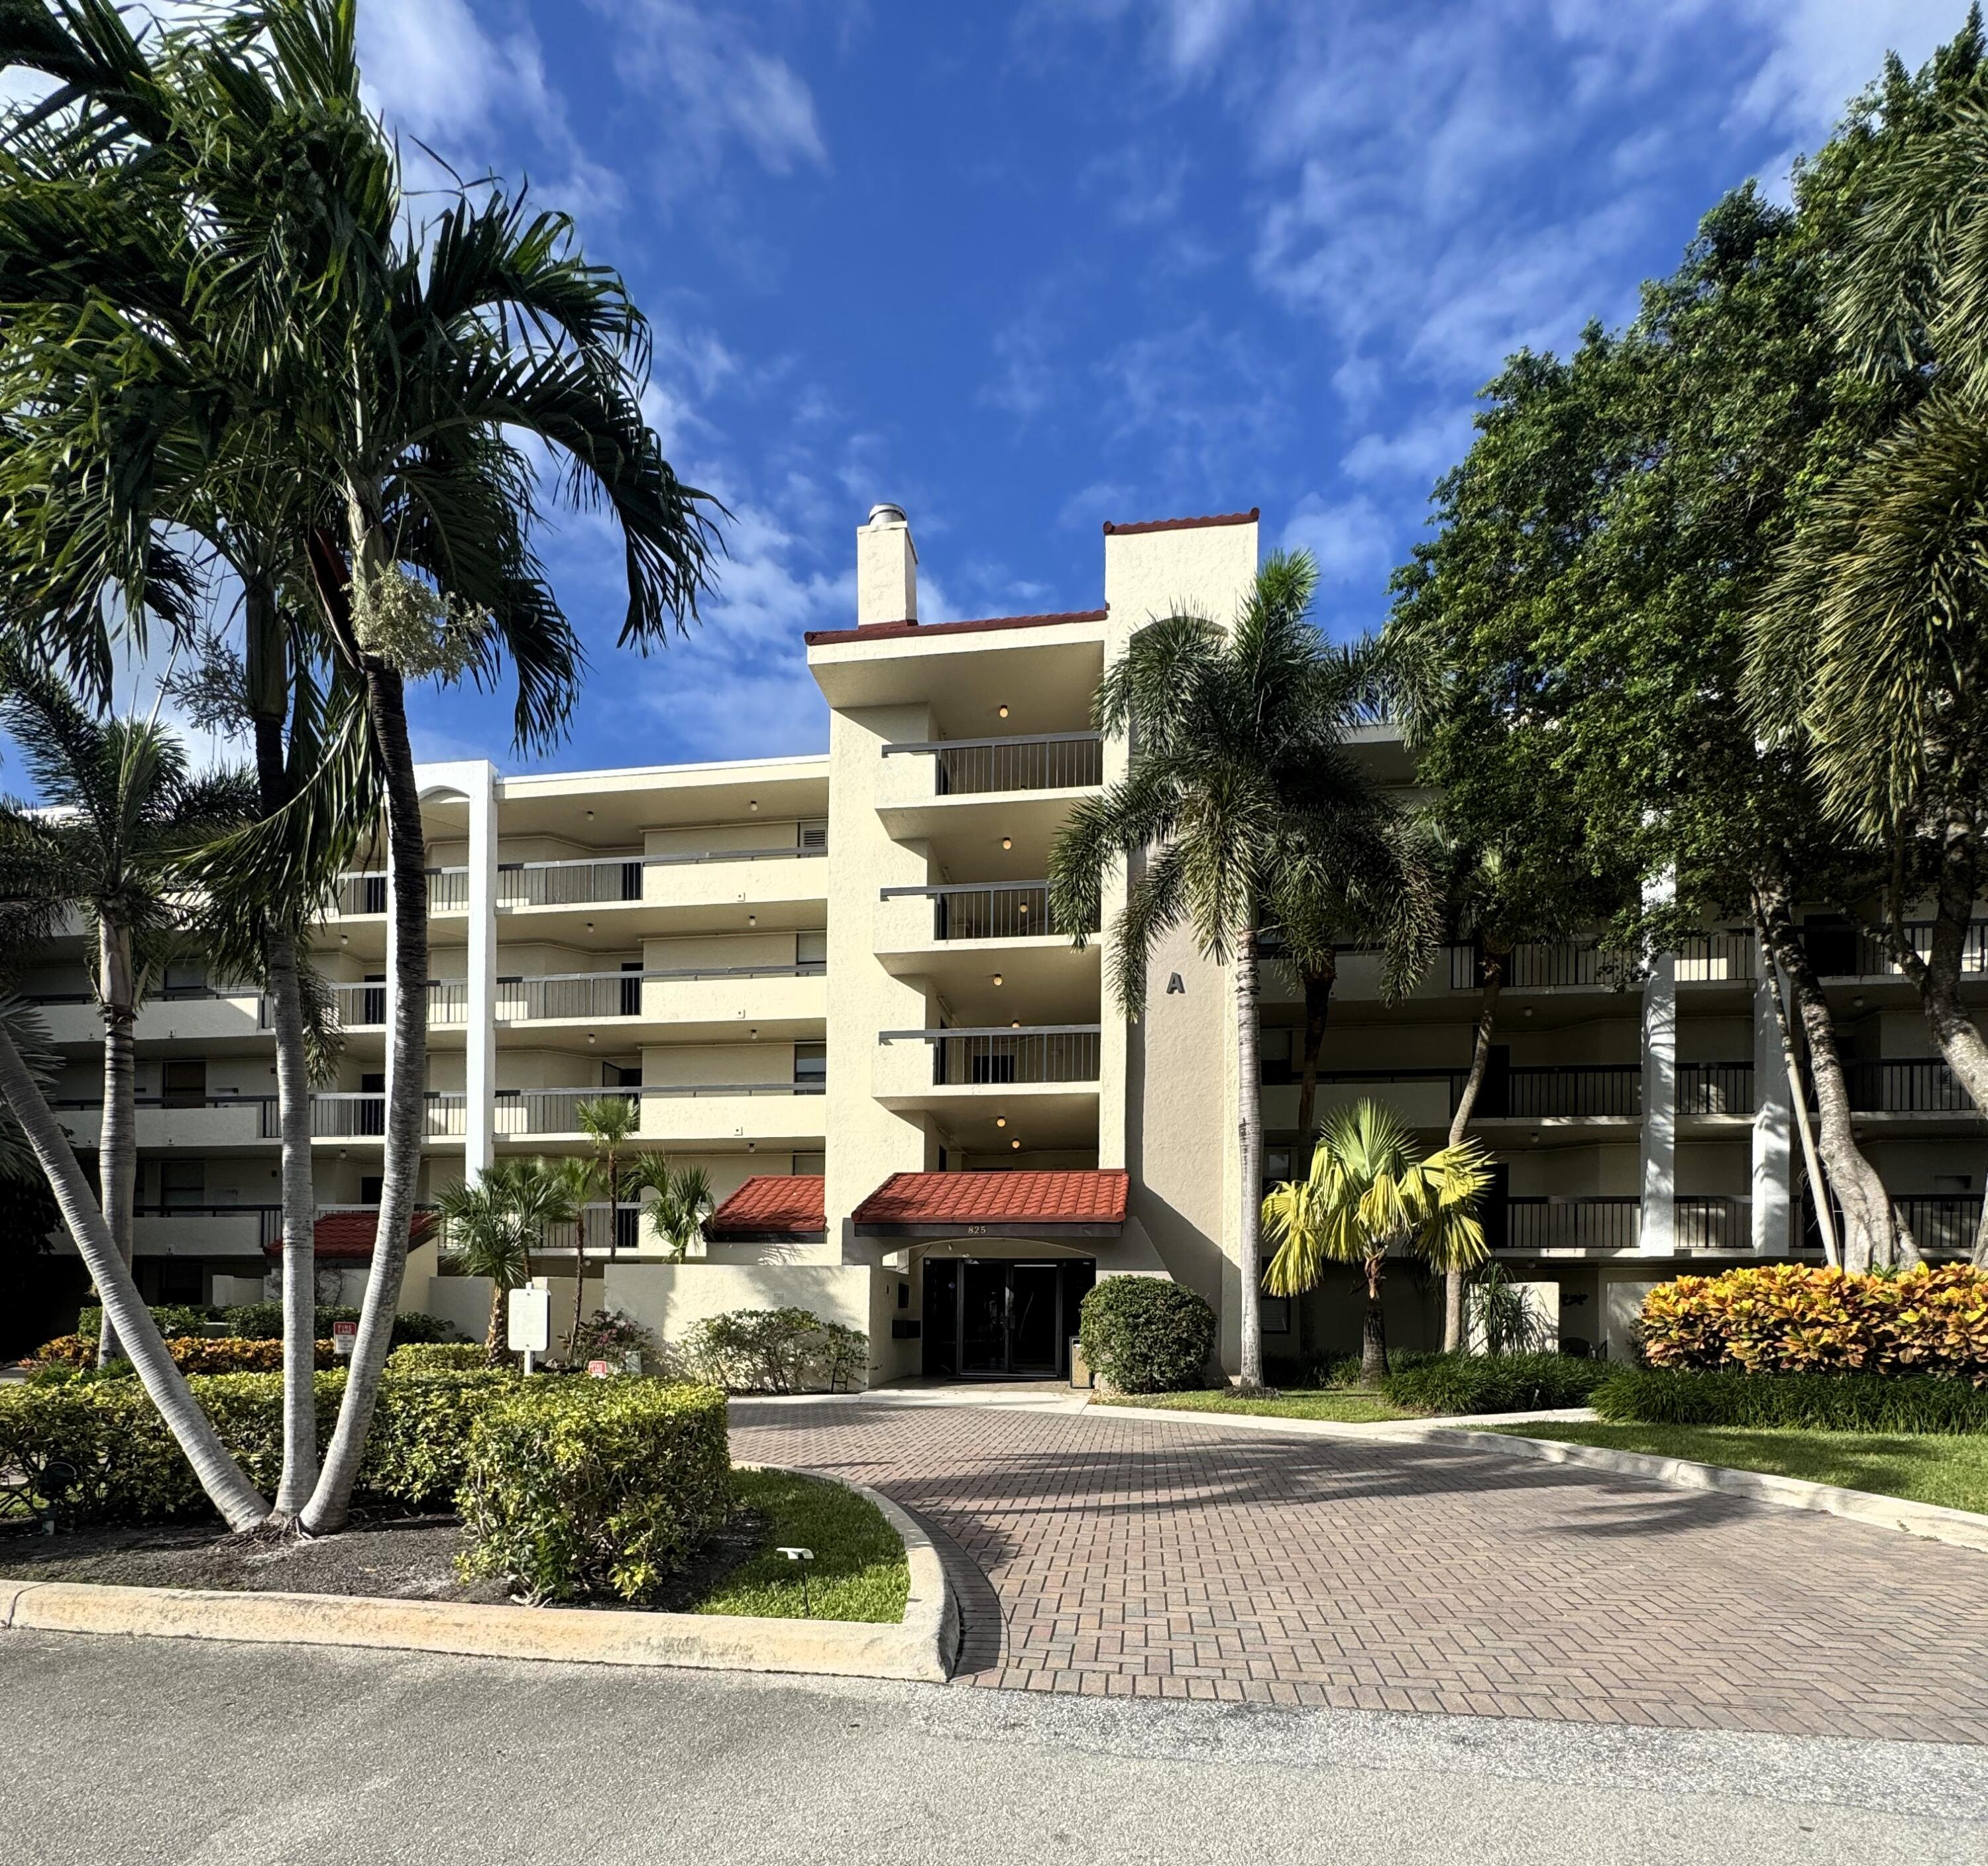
[0,1467,957,1684]
[1429,1427,1988,1556]
[1087,1401,1599,1441]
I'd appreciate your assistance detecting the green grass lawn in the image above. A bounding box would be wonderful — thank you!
[1093,1388,1413,1425]
[1483,1422,1988,1516]
[690,1469,909,1623]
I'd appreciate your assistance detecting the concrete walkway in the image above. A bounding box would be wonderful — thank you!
[730,1394,1988,1743]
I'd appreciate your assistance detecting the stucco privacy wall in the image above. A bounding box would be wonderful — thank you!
[603,1262,876,1371]
[1103,516,1258,1364]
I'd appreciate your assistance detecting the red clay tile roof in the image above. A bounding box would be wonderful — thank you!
[280,1209,436,1261]
[1101,509,1258,536]
[852,1169,1129,1233]
[705,1174,827,1238]
[804,608,1107,647]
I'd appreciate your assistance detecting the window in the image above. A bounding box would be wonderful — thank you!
[605,1062,642,1088]
[796,930,827,974]
[1260,1026,1294,1085]
[162,960,207,1000]
[159,1158,205,1210]
[793,1042,826,1089]
[362,973,386,1024]
[620,960,642,1017]
[360,1175,383,1204]
[161,1058,207,1109]
[1259,1293,1294,1337]
[792,1152,824,1176]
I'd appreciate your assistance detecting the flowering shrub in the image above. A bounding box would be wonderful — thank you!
[1639,1264,1988,1384]
[567,1309,659,1370]
[30,1335,334,1374]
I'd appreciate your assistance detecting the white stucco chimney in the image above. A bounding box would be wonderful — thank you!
[856,503,917,627]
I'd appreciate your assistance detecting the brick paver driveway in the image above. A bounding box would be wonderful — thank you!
[730,1396,1988,1743]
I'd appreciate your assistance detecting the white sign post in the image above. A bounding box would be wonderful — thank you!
[507,1284,551,1375]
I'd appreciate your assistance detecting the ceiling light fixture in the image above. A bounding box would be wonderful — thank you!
[1001,837,1012,851]
[997,705,1009,719]
[749,800,759,812]
[992,973,1004,987]
[1010,1138,1021,1150]
[747,914,757,926]
[995,1116,1007,1128]
[585,809,595,820]
[1011,1020,1021,1029]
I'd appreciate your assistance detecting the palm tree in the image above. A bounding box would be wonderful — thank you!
[574,1095,641,1346]
[1262,1100,1491,1387]
[0,658,253,1364]
[434,1171,532,1362]
[1050,550,1386,1390]
[0,3,721,1529]
[628,1154,714,1262]
[482,1154,581,1285]
[0,813,267,1527]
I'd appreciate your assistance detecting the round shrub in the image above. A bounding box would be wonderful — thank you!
[456,1379,731,1603]
[1079,1278,1216,1393]
[679,1308,867,1393]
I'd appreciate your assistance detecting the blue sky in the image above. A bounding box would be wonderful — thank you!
[92,2,1979,777]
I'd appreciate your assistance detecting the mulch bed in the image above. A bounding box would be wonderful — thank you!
[0,1504,771,1612]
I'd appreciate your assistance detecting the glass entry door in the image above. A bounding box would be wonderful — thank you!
[955,1262,1066,1378]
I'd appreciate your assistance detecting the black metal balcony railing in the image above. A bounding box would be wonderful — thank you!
[333,867,467,916]
[288,1093,467,1140]
[1677,1062,1755,1115]
[1675,1195,1752,1250]
[1299,1064,1642,1119]
[329,979,470,1029]
[1806,918,1988,981]
[879,881,1095,942]
[1502,1197,1640,1251]
[1674,930,1757,982]
[912,1026,1102,1087]
[1840,1060,1979,1114]
[885,732,1104,798]
[1893,1195,1983,1255]
[1449,940,1628,992]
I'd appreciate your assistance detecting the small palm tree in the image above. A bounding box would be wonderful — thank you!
[434,1172,531,1363]
[1262,1100,1490,1387]
[628,1154,714,1262]
[574,1096,639,1345]
[1050,550,1394,1389]
[0,657,252,1366]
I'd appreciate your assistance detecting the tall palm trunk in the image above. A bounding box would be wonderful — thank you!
[0,1021,268,1528]
[572,1184,591,1358]
[1760,935,1839,1268]
[1755,882,1902,1272]
[1235,924,1266,1390]
[1443,942,1505,1352]
[1293,956,1336,1155]
[1358,1251,1389,1387]
[1891,816,1988,1124]
[95,918,137,1368]
[249,603,318,1522]
[302,662,427,1534]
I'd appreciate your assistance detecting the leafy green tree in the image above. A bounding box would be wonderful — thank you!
[1050,551,1394,1388]
[1261,1100,1490,1386]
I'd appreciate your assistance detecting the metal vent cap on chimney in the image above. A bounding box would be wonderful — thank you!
[867,502,907,527]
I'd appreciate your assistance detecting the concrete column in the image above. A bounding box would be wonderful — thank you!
[1750,967,1793,1254]
[463,763,498,1183]
[1639,954,1676,1255]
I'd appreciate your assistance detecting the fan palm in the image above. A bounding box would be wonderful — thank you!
[0,2,721,1528]
[628,1154,714,1262]
[1050,549,1388,1389]
[1262,1099,1491,1388]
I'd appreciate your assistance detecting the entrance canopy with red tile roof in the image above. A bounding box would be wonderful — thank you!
[852,1170,1128,1238]
[705,1175,827,1242]
[276,1210,436,1262]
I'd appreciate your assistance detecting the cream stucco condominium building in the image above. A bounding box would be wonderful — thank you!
[32,505,1988,1376]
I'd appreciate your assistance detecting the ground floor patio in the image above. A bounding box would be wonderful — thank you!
[730,1392,1988,1743]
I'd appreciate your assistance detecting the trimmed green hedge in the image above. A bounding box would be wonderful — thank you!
[386,1342,492,1374]
[457,1380,732,1604]
[70,1303,461,1347]
[1079,1278,1217,1393]
[0,1370,519,1524]
[1594,1366,1988,1434]
[1380,1352,1608,1415]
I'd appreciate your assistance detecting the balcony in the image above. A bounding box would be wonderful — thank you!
[874,1025,1101,1150]
[329,867,469,917]
[877,734,1104,841]
[878,881,1080,944]
[1677,1062,1755,1116]
[494,963,826,1038]
[132,1204,283,1256]
[1893,1194,1983,1256]
[1449,940,1630,993]
[304,1093,467,1141]
[493,847,828,935]
[32,987,266,1049]
[1808,918,1988,982]
[1834,1060,1982,1116]
[330,979,470,1032]
[492,1083,827,1148]
[1501,1197,1641,1252]
[54,1093,272,1150]
[1263,1064,1643,1130]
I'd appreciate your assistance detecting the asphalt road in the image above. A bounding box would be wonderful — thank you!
[4,1631,1984,1865]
